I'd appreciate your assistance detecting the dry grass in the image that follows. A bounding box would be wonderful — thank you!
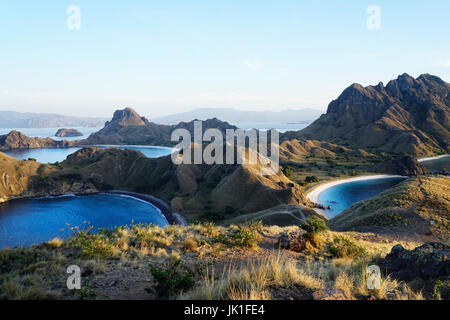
[0,223,433,300]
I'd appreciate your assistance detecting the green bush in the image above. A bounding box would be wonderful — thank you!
[72,227,115,258]
[305,176,320,183]
[301,216,328,235]
[328,236,367,258]
[282,165,294,179]
[147,260,197,298]
[79,279,97,300]
[231,225,262,248]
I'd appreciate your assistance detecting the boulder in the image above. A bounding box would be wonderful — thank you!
[277,231,307,252]
[381,242,450,281]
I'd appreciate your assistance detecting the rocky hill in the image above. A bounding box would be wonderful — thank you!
[285,74,450,157]
[371,156,429,176]
[55,128,83,137]
[0,131,71,151]
[80,108,238,147]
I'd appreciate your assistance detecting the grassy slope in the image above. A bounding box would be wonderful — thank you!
[328,176,450,241]
[0,223,427,300]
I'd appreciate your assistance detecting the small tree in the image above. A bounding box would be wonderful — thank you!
[301,216,328,235]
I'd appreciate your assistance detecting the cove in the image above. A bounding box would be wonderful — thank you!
[0,193,169,249]
[3,145,176,163]
[307,175,407,218]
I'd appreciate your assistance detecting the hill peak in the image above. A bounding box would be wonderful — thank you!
[109,107,149,127]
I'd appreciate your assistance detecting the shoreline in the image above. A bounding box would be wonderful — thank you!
[418,154,450,162]
[306,174,406,204]
[1,190,187,227]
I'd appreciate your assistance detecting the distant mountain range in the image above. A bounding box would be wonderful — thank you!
[0,111,108,128]
[284,73,450,157]
[151,107,324,125]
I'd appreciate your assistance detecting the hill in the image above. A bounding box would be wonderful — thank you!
[0,153,42,202]
[0,130,71,151]
[0,110,107,128]
[0,146,308,219]
[80,108,238,147]
[284,74,450,157]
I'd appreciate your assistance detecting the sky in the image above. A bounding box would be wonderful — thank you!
[0,0,449,118]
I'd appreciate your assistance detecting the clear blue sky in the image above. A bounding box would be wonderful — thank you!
[0,0,449,118]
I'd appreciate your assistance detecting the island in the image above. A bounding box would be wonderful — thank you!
[55,128,83,137]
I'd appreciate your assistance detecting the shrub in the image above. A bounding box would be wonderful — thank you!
[305,176,319,183]
[46,238,64,248]
[79,279,97,300]
[328,236,367,258]
[147,260,197,298]
[282,165,294,179]
[200,222,220,238]
[183,238,199,252]
[300,216,328,235]
[231,226,262,248]
[72,227,115,258]
[247,221,264,233]
[131,224,173,248]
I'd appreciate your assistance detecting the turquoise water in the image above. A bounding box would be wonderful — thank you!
[0,194,168,249]
[317,177,407,218]
[3,145,175,163]
[420,155,450,173]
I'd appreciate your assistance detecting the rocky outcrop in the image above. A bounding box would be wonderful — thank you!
[105,108,149,129]
[277,231,307,252]
[0,131,71,150]
[371,156,429,176]
[381,242,450,281]
[55,128,83,137]
[285,74,450,157]
[381,242,450,298]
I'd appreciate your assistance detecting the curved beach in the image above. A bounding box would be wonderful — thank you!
[418,154,450,162]
[306,174,406,204]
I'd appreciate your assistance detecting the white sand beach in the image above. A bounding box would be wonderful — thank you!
[306,174,406,204]
[418,154,450,162]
